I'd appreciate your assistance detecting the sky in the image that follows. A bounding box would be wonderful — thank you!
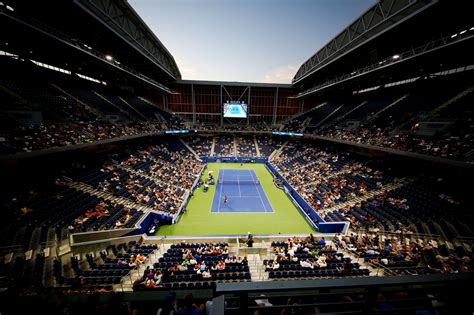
[129,0,375,83]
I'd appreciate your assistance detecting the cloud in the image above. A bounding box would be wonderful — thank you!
[261,65,298,84]
[173,55,200,79]
[179,66,198,79]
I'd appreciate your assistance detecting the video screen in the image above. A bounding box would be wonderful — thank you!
[223,101,248,118]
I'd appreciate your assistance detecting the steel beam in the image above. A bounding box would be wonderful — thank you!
[74,0,181,80]
[292,0,437,84]
[273,87,279,125]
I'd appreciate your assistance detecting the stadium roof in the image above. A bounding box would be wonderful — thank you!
[292,0,474,97]
[73,0,181,80]
[292,0,438,85]
[177,80,293,89]
[3,0,181,84]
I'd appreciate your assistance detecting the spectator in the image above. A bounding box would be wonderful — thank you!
[246,233,254,247]
[158,292,178,315]
[177,293,203,315]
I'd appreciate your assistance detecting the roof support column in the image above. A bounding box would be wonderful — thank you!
[272,87,279,125]
[220,84,223,126]
[191,84,196,124]
[247,86,251,126]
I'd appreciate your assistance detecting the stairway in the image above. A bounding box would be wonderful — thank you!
[50,83,102,116]
[138,96,175,120]
[93,91,141,120]
[393,86,474,132]
[179,138,201,160]
[121,244,169,291]
[324,101,367,129]
[117,164,158,182]
[246,254,262,281]
[268,140,289,161]
[64,179,156,214]
[119,96,148,120]
[320,180,407,214]
[338,246,381,277]
[210,137,216,156]
[233,136,238,156]
[312,104,343,130]
[365,94,409,124]
[281,102,328,125]
[302,168,353,188]
[253,135,261,157]
[300,117,312,132]
[0,83,28,104]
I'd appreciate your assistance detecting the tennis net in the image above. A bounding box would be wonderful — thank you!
[218,179,260,185]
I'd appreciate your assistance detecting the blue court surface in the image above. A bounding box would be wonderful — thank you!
[211,169,273,213]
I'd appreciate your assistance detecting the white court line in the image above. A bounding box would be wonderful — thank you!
[224,196,261,198]
[249,170,269,212]
[217,169,222,213]
[213,211,275,214]
[237,175,242,197]
[210,169,274,214]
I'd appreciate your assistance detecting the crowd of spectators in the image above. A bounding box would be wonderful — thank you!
[325,178,471,240]
[272,142,391,211]
[93,143,203,214]
[236,136,257,157]
[281,118,306,132]
[195,123,278,132]
[256,135,284,157]
[68,201,140,233]
[0,78,190,155]
[0,139,202,254]
[275,84,474,162]
[319,126,474,162]
[186,136,213,156]
[335,232,473,275]
[0,78,190,154]
[272,142,473,246]
[213,136,234,156]
[166,116,187,130]
[134,241,250,291]
[0,120,167,154]
[266,235,336,268]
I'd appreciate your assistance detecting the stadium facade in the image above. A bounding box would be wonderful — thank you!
[0,0,473,314]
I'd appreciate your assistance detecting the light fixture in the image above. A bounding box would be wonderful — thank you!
[459,30,467,35]
[105,55,113,61]
[470,27,474,31]
[451,33,458,38]
[392,54,400,60]
[6,5,14,11]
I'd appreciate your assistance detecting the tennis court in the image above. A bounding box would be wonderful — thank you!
[211,169,273,213]
[155,162,313,236]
